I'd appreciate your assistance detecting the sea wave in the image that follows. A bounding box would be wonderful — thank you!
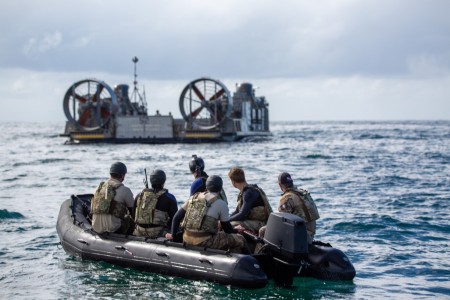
[0,209,24,220]
[1,121,449,299]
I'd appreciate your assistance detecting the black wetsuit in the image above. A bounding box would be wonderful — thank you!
[229,185,264,222]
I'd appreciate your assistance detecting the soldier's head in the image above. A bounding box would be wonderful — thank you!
[228,167,247,190]
[206,175,223,193]
[150,169,166,189]
[228,167,246,183]
[278,172,294,190]
[189,154,205,176]
[110,162,127,181]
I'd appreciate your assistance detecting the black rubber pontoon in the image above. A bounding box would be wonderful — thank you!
[56,194,355,288]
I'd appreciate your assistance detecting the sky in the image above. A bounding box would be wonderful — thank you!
[1,0,449,122]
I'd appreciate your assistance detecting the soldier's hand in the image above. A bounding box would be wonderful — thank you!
[165,233,173,240]
[234,225,245,233]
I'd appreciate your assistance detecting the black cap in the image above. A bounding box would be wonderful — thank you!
[278,172,293,187]
[110,162,127,175]
[150,169,166,185]
[206,175,223,192]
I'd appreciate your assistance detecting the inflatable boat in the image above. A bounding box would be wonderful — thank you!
[56,194,355,288]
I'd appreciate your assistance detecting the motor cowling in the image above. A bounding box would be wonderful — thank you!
[263,212,309,261]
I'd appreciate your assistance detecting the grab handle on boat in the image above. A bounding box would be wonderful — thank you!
[77,238,89,245]
[199,258,213,265]
[115,245,133,256]
[156,251,170,258]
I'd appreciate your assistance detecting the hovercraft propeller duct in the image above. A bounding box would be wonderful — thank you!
[63,79,117,131]
[179,78,232,130]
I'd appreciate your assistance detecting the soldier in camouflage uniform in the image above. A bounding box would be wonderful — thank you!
[259,172,320,244]
[228,167,272,232]
[165,175,247,253]
[91,162,135,234]
[133,169,178,238]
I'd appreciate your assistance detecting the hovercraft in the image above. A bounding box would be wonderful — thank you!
[56,194,355,288]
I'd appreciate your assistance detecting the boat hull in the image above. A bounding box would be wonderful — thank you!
[57,195,355,288]
[57,196,268,288]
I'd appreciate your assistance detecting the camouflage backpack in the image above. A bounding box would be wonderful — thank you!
[91,181,123,215]
[182,193,219,231]
[293,188,320,222]
[135,189,168,226]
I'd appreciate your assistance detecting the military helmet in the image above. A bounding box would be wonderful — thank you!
[206,175,223,192]
[150,169,166,185]
[189,154,205,173]
[110,162,127,175]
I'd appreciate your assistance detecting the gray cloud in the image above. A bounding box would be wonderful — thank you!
[1,0,449,79]
[0,0,449,122]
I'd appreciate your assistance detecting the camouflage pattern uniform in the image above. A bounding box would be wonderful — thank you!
[182,192,246,253]
[134,189,170,238]
[278,187,320,241]
[91,178,134,234]
[259,187,319,243]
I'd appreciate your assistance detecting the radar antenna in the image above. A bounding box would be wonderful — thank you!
[130,56,147,114]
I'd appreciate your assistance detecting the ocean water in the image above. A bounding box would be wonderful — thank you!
[0,121,449,299]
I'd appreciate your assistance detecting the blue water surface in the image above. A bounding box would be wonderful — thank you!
[0,121,449,299]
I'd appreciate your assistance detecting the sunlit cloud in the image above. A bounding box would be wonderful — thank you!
[23,31,62,56]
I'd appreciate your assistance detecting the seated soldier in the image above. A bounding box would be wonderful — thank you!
[228,167,272,233]
[134,169,178,238]
[165,175,247,253]
[259,172,320,244]
[91,162,134,234]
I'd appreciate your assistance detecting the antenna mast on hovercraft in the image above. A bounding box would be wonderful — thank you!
[130,56,147,114]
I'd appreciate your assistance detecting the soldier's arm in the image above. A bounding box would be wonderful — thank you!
[279,197,294,213]
[220,221,237,234]
[229,190,256,221]
[169,208,186,236]
[219,201,237,233]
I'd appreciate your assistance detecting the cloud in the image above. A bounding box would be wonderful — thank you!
[0,0,449,121]
[0,0,447,79]
[1,68,449,122]
[23,31,62,56]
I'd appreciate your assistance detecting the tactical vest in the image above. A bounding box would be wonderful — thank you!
[280,187,320,222]
[236,185,273,221]
[135,189,169,226]
[91,180,128,219]
[181,192,219,234]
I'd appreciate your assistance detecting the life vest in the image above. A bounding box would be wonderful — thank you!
[236,184,273,221]
[91,180,128,219]
[134,189,169,226]
[181,192,219,234]
[279,187,320,222]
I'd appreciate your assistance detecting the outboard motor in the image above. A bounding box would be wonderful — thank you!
[264,212,309,261]
[260,212,356,283]
[256,212,309,286]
